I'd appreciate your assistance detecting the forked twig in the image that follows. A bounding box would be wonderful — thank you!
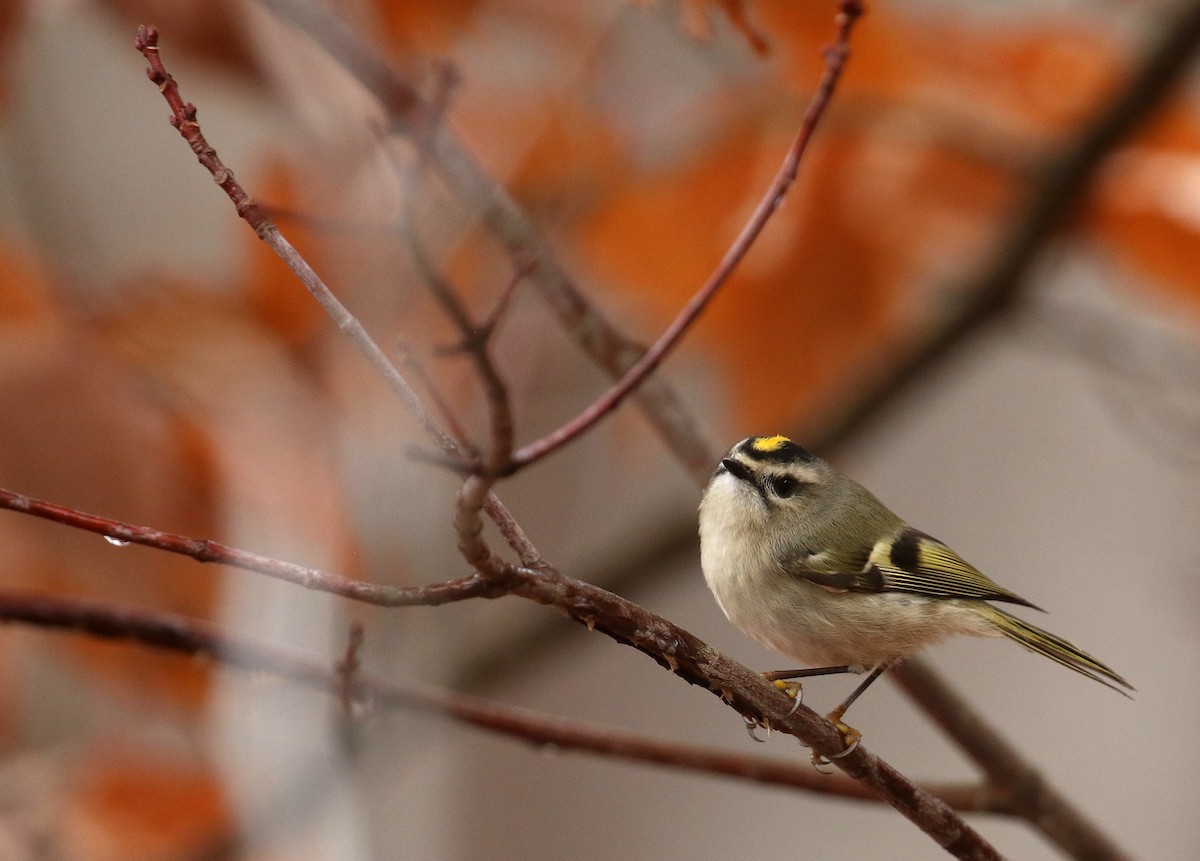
[256,0,718,484]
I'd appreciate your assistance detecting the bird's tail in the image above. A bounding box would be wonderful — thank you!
[980,605,1134,696]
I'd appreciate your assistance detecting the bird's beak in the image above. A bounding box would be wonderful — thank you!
[720,458,754,484]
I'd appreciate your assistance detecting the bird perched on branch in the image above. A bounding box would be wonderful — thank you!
[698,435,1132,762]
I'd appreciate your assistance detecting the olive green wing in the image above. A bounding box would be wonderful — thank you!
[780,528,1041,609]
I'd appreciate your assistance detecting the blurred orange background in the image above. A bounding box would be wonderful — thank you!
[0,1,1196,858]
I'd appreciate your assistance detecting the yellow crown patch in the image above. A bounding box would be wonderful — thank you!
[751,435,791,453]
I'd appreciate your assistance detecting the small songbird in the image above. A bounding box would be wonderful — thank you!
[698,435,1132,756]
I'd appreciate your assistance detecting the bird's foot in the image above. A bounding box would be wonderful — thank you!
[742,714,771,742]
[811,717,861,772]
[765,676,804,716]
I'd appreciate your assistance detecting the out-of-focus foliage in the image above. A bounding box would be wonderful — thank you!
[0,1,1197,857]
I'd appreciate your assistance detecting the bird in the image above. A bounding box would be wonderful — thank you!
[698,434,1132,759]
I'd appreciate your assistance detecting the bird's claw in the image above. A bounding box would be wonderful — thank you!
[743,714,771,742]
[768,678,805,716]
[810,720,862,770]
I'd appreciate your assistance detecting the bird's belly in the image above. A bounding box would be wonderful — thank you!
[707,559,992,670]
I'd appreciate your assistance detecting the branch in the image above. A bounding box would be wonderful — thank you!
[134,25,457,463]
[507,0,865,471]
[500,564,1002,860]
[3,474,1000,858]
[0,487,505,606]
[254,0,719,484]
[0,590,1001,812]
[890,662,1132,861]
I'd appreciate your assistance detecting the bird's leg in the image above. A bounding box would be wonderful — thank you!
[812,664,888,768]
[761,665,853,715]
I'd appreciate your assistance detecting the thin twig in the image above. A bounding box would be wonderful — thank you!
[473,257,533,347]
[135,23,536,567]
[135,24,461,465]
[0,487,506,606]
[396,342,478,452]
[399,173,514,477]
[336,622,365,714]
[508,0,865,472]
[398,173,516,571]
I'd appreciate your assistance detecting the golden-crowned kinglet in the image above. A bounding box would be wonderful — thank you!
[698,435,1131,752]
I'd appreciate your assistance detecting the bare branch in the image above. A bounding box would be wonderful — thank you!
[508,0,865,471]
[0,487,504,606]
[135,24,462,465]
[0,589,1001,812]
[501,564,1002,861]
[2,472,1001,858]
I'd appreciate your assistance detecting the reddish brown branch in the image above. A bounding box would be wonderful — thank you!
[134,27,266,229]
[0,589,1000,813]
[0,487,506,606]
[135,23,462,466]
[508,0,865,472]
[3,473,999,857]
[501,563,1001,861]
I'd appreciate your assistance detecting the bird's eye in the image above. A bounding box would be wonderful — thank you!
[770,476,800,498]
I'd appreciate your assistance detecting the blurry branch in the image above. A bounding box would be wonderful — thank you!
[892,661,1131,861]
[256,0,719,484]
[812,0,1200,449]
[0,589,1000,813]
[1021,299,1200,467]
